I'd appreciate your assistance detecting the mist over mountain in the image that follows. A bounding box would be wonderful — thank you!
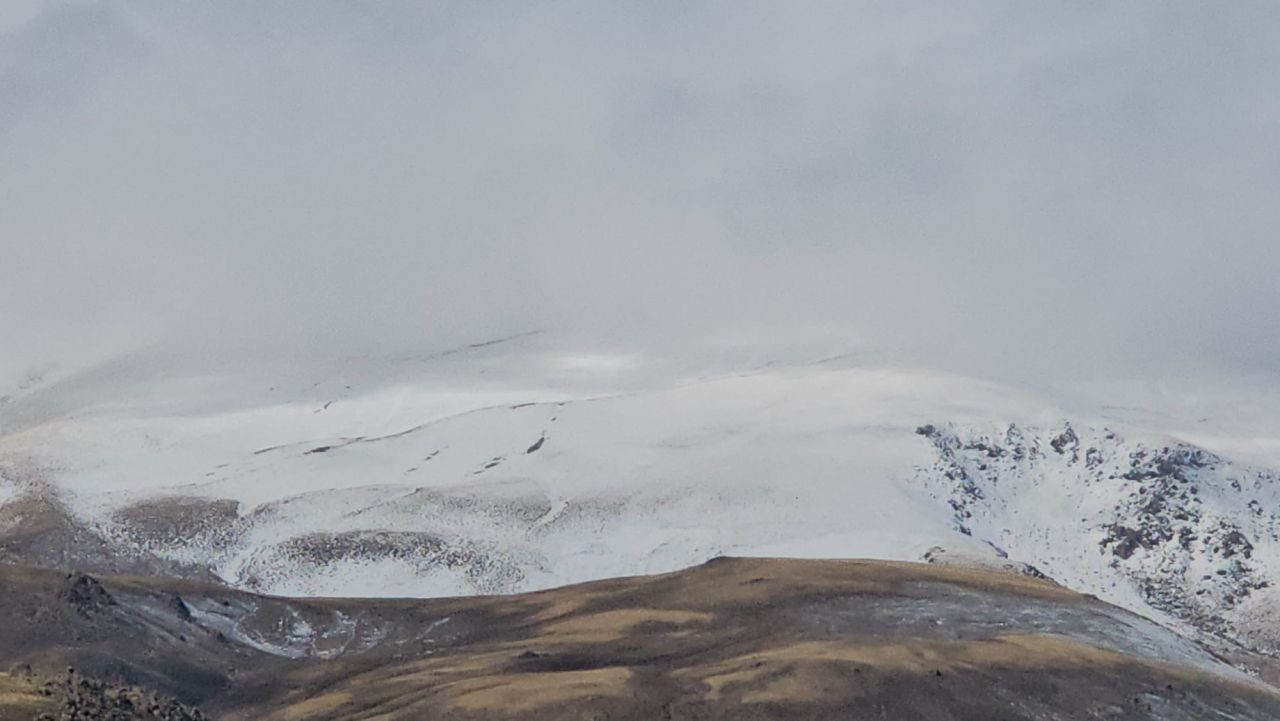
[4,4,1280,719]
[3,1,1279,383]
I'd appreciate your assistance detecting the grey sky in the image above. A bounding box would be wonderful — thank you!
[2,2,1278,380]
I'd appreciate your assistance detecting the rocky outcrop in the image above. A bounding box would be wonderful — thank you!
[915,422,1280,656]
[57,574,115,618]
[34,669,206,721]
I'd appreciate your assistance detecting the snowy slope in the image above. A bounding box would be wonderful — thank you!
[4,336,1280,660]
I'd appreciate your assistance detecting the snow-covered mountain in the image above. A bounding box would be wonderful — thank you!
[3,335,1280,665]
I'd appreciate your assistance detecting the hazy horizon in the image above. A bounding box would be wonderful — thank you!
[3,2,1278,384]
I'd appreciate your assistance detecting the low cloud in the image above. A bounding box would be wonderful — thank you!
[2,2,1277,380]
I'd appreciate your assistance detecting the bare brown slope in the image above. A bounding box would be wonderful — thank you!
[2,558,1279,720]
[0,674,52,721]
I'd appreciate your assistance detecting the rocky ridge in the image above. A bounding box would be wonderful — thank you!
[915,421,1280,657]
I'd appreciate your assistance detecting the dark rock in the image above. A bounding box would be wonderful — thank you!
[1050,425,1079,459]
[58,574,115,617]
[168,595,192,622]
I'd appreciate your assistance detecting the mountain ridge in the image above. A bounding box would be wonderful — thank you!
[1,557,1278,720]
[5,346,1280,671]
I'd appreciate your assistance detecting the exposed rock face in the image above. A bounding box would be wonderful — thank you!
[57,574,115,618]
[915,422,1280,655]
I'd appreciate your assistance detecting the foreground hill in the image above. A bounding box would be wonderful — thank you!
[1,557,1277,720]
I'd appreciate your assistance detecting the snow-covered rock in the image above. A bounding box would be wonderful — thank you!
[3,337,1280,660]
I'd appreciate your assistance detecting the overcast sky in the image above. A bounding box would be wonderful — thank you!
[2,1,1278,381]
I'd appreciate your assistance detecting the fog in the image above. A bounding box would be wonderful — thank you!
[2,2,1278,383]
